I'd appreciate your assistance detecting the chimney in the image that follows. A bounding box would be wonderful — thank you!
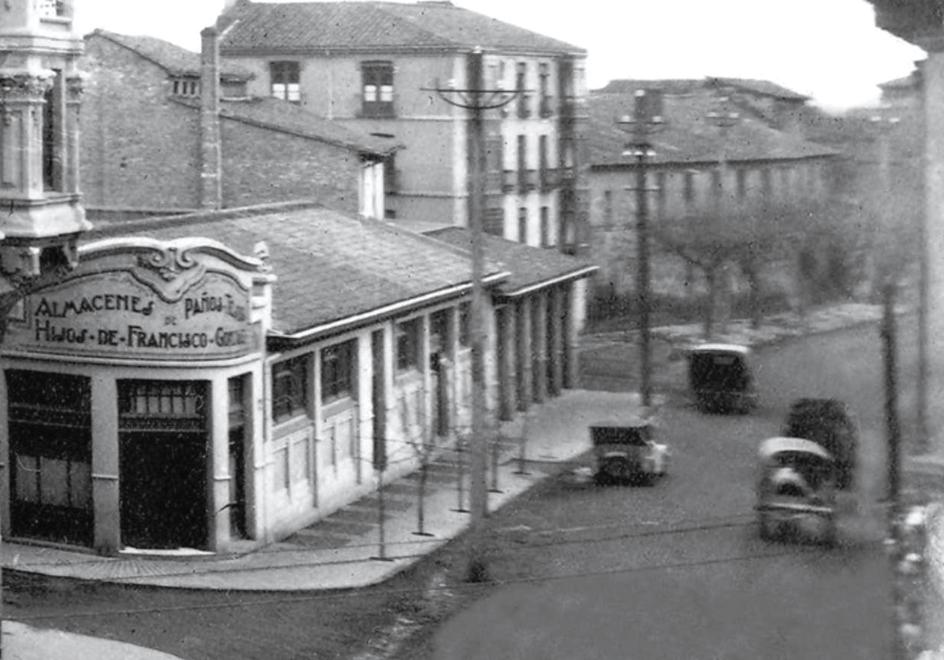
[200,25,222,210]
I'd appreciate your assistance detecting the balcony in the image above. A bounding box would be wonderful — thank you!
[539,167,560,192]
[517,169,537,193]
[501,170,516,193]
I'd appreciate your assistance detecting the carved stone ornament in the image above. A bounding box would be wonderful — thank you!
[65,74,84,101]
[133,246,208,303]
[0,71,54,103]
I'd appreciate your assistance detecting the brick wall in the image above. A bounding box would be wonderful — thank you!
[81,35,201,210]
[220,118,362,214]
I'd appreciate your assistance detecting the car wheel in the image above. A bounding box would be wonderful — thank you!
[594,470,611,486]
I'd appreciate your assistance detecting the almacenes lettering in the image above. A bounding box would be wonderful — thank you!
[35,294,154,318]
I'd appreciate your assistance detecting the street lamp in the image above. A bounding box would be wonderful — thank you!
[424,48,522,580]
[618,89,664,408]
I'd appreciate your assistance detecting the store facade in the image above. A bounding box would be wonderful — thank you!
[0,236,274,555]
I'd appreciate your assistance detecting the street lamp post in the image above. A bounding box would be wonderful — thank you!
[618,90,664,407]
[425,49,522,580]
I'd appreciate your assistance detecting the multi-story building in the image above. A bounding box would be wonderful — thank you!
[80,28,398,219]
[216,0,590,252]
[585,79,837,299]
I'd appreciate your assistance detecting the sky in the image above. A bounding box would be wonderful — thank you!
[74,0,925,112]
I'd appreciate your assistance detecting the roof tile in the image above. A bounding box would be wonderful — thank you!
[220,1,584,54]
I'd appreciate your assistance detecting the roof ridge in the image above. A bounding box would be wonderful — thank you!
[88,29,178,75]
[371,1,463,48]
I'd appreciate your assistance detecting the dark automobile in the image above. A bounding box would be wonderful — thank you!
[688,343,757,414]
[590,420,669,486]
[782,398,858,490]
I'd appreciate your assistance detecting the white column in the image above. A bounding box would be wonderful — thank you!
[91,374,120,555]
[209,375,231,552]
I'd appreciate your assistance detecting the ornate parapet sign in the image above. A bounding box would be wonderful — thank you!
[3,237,275,362]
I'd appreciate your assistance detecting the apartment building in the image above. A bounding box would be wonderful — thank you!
[217,0,590,252]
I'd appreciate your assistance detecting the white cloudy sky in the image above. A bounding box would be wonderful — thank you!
[74,0,924,111]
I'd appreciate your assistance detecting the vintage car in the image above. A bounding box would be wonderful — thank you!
[590,419,669,486]
[782,398,858,490]
[688,343,757,414]
[755,437,839,545]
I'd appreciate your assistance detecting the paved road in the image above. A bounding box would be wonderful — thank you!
[419,322,904,660]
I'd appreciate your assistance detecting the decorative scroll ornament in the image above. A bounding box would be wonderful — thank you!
[133,246,208,302]
[0,71,55,102]
[66,74,85,101]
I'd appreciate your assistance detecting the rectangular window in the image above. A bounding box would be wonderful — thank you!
[396,318,421,372]
[539,63,552,117]
[518,207,528,244]
[736,168,747,199]
[270,61,300,102]
[603,190,613,226]
[271,355,310,424]
[538,135,549,189]
[516,62,530,118]
[362,60,394,117]
[42,70,63,192]
[540,206,550,247]
[484,207,504,236]
[517,134,528,191]
[321,340,357,404]
[683,172,695,207]
[655,172,666,218]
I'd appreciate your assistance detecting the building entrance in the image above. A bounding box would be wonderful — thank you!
[118,380,208,549]
[8,370,93,546]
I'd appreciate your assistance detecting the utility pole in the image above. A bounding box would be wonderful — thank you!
[618,90,665,407]
[707,92,741,331]
[872,112,908,660]
[425,49,522,581]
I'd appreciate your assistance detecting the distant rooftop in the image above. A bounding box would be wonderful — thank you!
[87,29,252,80]
[596,77,809,102]
[219,0,585,55]
[587,88,836,167]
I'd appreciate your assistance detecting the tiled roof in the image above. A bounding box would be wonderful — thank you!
[88,29,252,80]
[173,96,399,156]
[88,203,507,337]
[424,228,597,295]
[219,1,584,55]
[706,77,810,101]
[596,77,808,102]
[587,90,837,167]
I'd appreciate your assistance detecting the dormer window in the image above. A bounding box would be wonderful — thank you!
[171,77,200,97]
[270,61,301,103]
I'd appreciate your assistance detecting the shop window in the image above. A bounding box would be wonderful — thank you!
[396,318,421,372]
[321,340,357,404]
[272,355,310,424]
[270,61,301,102]
[362,60,394,117]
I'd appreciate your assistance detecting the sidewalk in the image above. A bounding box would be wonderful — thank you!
[2,389,647,591]
[3,621,185,660]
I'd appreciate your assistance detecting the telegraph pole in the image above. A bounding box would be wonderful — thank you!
[707,92,741,330]
[425,49,522,580]
[618,90,665,407]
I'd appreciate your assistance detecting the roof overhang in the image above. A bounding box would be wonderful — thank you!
[266,271,510,350]
[494,265,599,301]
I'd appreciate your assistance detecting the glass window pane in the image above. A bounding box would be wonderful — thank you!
[69,461,92,509]
[380,85,394,102]
[272,83,286,99]
[40,457,70,506]
[364,85,377,102]
[15,454,39,503]
[287,84,300,102]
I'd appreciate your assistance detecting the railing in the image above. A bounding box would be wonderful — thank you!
[539,167,560,192]
[517,169,537,193]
